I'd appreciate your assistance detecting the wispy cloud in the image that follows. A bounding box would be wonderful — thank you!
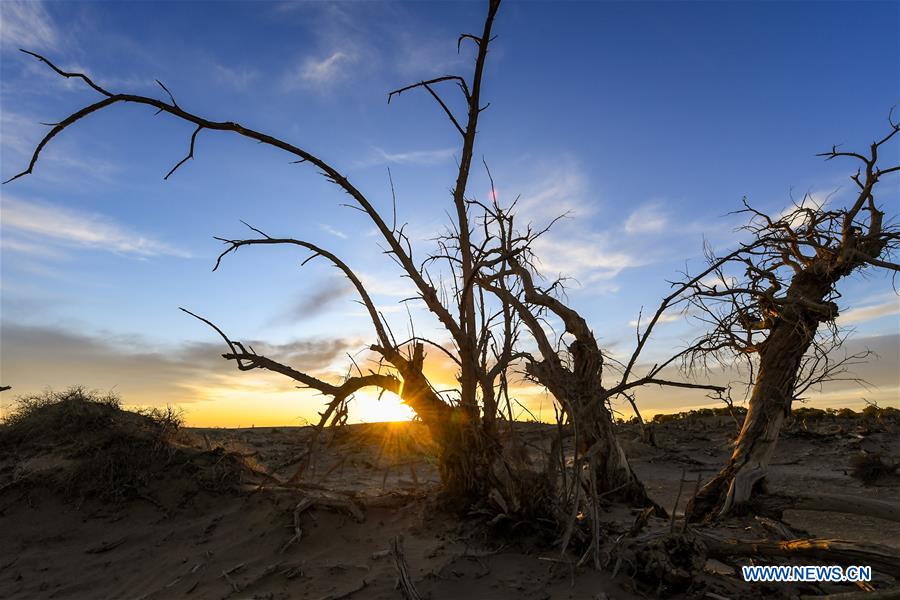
[214,64,259,90]
[505,159,644,283]
[319,223,348,239]
[272,2,461,88]
[0,1,58,51]
[0,236,66,259]
[355,146,456,168]
[1,196,190,258]
[625,203,669,234]
[533,232,641,282]
[838,297,900,325]
[512,158,595,224]
[1,110,122,184]
[776,189,835,229]
[18,53,158,94]
[0,110,36,158]
[699,274,739,288]
[357,270,416,299]
[283,279,353,323]
[628,312,682,328]
[393,30,467,77]
[0,322,364,424]
[284,51,357,91]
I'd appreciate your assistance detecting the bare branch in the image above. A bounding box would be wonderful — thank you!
[6,50,462,345]
[164,125,202,180]
[212,233,392,350]
[388,75,471,104]
[18,49,112,97]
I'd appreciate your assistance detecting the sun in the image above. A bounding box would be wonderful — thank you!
[352,390,415,423]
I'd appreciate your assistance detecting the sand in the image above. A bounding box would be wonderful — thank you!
[1,403,898,599]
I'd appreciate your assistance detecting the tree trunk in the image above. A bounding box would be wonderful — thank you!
[687,276,833,521]
[392,362,488,506]
[379,343,538,514]
[687,325,809,520]
[575,397,657,507]
[434,414,552,515]
[527,338,659,511]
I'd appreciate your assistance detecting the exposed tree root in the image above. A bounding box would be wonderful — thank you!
[280,497,315,553]
[390,535,422,600]
[690,478,900,525]
[245,486,366,524]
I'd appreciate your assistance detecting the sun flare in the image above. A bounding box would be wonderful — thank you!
[352,390,415,423]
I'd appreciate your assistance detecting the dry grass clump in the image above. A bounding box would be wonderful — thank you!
[849,452,898,486]
[1,387,180,449]
[0,387,249,503]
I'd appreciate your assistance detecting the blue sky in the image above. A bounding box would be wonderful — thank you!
[1,0,898,425]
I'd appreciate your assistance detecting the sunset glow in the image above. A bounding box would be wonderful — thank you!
[352,391,416,424]
[2,4,898,599]
[1,0,897,426]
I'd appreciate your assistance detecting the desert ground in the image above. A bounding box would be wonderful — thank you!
[1,393,897,600]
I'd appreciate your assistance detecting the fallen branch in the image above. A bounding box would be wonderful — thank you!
[756,492,900,523]
[306,492,365,523]
[240,486,365,522]
[221,562,245,593]
[390,535,422,600]
[754,515,799,540]
[280,497,314,553]
[85,537,127,554]
[697,532,900,579]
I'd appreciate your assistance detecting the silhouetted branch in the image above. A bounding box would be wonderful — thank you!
[180,307,401,429]
[5,49,462,346]
[164,124,201,180]
[212,229,391,349]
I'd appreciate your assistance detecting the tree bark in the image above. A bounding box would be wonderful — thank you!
[575,393,655,506]
[687,276,832,521]
[527,347,657,509]
[684,123,900,519]
[379,343,535,512]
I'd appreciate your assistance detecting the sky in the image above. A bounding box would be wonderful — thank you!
[1,0,898,427]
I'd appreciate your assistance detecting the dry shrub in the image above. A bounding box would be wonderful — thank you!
[790,407,829,420]
[634,532,707,593]
[651,406,748,425]
[849,452,897,486]
[0,387,248,503]
[861,404,900,422]
[3,386,122,439]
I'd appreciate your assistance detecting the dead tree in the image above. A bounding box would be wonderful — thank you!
[5,0,547,512]
[682,119,900,520]
[474,196,728,516]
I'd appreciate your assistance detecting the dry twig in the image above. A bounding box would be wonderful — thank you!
[390,535,422,600]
